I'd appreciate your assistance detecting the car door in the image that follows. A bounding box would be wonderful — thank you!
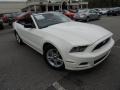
[92,10,99,19]
[88,10,94,20]
[89,10,96,19]
[14,21,26,40]
[20,16,43,53]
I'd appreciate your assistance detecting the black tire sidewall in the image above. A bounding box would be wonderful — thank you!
[15,31,23,45]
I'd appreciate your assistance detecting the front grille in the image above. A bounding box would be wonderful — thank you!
[93,38,110,51]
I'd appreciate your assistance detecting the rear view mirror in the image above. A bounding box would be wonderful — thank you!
[24,23,35,28]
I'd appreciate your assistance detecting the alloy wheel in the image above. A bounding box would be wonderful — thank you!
[46,48,64,68]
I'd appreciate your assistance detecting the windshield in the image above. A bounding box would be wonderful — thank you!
[33,12,71,29]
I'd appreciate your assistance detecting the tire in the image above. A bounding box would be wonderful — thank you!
[107,14,110,16]
[116,13,119,16]
[14,31,23,45]
[0,23,4,30]
[0,25,4,29]
[86,17,90,22]
[44,45,65,70]
[97,16,100,20]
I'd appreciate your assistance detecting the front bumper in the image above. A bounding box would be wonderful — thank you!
[64,38,114,70]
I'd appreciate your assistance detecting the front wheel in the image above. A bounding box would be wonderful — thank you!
[44,46,65,69]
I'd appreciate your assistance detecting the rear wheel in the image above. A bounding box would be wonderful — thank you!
[44,45,64,69]
[15,31,23,45]
[86,17,90,22]
[0,23,4,30]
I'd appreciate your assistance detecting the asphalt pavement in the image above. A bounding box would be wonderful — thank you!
[0,16,120,90]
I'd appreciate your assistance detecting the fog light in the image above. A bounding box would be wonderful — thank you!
[79,62,88,65]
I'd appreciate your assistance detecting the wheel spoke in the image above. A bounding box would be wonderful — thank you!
[46,49,63,68]
[47,56,53,60]
[53,60,58,65]
[57,58,63,63]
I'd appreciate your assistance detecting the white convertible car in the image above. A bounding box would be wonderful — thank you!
[13,12,114,70]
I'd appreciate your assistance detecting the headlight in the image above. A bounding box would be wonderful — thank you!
[70,46,88,53]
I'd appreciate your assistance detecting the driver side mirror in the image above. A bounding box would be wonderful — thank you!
[24,23,35,28]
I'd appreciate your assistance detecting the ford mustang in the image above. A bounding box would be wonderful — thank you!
[13,12,114,70]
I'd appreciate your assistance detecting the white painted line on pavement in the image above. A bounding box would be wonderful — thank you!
[52,82,66,90]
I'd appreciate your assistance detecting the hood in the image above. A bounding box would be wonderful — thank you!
[44,22,112,45]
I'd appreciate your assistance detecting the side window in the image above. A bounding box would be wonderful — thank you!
[89,10,97,14]
[17,19,25,25]
[17,16,36,28]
